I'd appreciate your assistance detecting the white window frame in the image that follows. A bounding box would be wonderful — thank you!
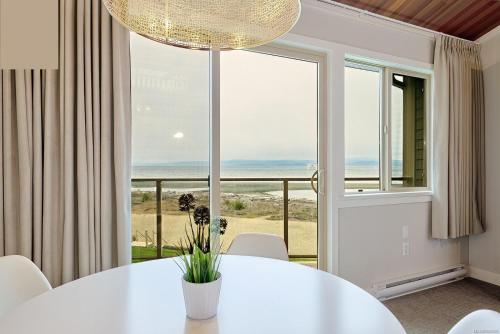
[345,60,432,195]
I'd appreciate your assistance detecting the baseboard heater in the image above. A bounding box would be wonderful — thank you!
[373,265,467,301]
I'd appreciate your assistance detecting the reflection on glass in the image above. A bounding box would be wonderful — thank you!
[344,65,381,192]
[391,73,426,188]
[130,32,210,261]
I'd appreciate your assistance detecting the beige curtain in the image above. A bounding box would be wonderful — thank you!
[0,0,131,286]
[432,35,485,239]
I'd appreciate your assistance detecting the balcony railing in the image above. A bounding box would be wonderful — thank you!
[132,177,319,261]
[131,176,395,262]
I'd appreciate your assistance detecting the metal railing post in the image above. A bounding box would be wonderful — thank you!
[283,179,289,250]
[156,180,162,259]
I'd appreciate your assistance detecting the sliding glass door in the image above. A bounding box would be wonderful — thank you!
[130,34,326,269]
[218,48,323,268]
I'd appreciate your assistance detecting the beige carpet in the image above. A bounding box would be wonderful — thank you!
[384,278,500,334]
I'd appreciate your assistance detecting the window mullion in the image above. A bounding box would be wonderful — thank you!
[380,68,391,192]
[209,50,221,249]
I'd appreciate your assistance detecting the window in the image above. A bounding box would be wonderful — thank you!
[390,73,427,188]
[345,62,429,193]
[345,64,381,192]
[130,32,210,260]
[130,34,327,268]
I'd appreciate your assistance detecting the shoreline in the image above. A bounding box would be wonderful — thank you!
[132,189,318,222]
[131,187,318,201]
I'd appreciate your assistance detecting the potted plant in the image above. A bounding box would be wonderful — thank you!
[175,194,228,319]
[177,245,222,320]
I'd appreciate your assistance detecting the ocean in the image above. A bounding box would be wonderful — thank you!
[132,160,393,200]
[132,159,387,178]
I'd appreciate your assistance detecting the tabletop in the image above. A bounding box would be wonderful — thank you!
[0,255,405,334]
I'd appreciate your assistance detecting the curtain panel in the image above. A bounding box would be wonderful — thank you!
[432,35,485,239]
[0,0,131,286]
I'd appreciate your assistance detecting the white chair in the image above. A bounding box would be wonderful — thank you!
[227,233,289,261]
[448,310,500,334]
[0,255,52,317]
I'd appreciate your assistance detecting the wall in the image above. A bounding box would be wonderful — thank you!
[339,203,460,291]
[287,0,462,291]
[469,27,500,285]
[293,0,434,65]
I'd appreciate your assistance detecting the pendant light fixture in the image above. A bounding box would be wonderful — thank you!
[102,0,301,50]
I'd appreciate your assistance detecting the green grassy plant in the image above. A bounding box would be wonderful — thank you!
[176,245,221,284]
[141,192,153,202]
[229,199,245,211]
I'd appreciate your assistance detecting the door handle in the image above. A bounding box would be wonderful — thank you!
[311,170,318,194]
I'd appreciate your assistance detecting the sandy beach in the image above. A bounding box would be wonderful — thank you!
[132,213,316,256]
[131,190,317,256]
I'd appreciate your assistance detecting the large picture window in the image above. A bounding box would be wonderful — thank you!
[345,62,430,193]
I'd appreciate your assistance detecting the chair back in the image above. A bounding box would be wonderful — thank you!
[448,310,500,334]
[227,233,289,261]
[0,255,52,317]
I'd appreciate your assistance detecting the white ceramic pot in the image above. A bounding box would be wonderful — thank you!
[182,274,222,320]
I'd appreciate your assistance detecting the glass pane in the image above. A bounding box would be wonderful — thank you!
[220,50,318,267]
[130,32,210,262]
[287,180,317,268]
[161,181,210,257]
[344,65,381,192]
[131,180,156,262]
[391,73,426,188]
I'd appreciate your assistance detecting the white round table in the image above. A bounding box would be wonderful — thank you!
[0,256,405,334]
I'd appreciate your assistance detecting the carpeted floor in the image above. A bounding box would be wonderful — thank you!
[384,278,500,334]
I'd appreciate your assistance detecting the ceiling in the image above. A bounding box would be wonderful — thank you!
[329,0,500,41]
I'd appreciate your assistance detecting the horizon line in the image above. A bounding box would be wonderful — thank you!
[132,158,395,166]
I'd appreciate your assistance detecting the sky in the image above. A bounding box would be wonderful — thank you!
[220,51,317,161]
[130,32,383,165]
[344,66,380,161]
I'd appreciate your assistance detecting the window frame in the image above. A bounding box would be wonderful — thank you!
[345,60,432,194]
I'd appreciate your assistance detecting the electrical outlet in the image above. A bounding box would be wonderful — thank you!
[402,241,410,256]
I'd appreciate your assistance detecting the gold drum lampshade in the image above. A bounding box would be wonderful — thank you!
[102,0,301,50]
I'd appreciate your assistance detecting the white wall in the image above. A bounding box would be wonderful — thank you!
[339,203,460,290]
[286,0,463,291]
[292,0,434,65]
[469,28,500,285]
